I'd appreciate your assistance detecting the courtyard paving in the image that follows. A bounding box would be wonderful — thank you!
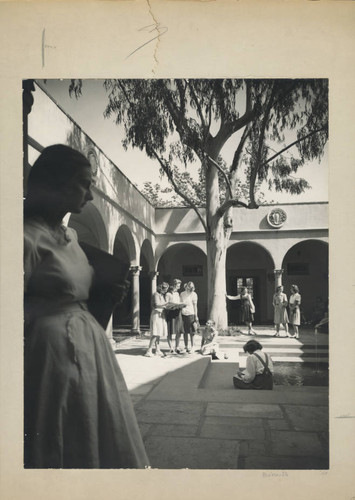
[114,327,329,470]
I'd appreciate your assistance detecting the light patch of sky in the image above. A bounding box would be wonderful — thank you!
[38,79,328,204]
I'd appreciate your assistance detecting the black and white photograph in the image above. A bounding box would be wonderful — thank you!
[23,78,329,470]
[1,1,355,499]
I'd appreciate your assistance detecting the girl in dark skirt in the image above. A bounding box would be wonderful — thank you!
[226,286,257,335]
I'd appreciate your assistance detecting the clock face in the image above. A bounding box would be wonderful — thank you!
[267,208,287,228]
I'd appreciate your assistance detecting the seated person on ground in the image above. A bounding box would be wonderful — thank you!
[233,340,273,390]
[199,320,228,360]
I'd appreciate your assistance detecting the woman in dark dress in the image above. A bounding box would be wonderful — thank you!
[226,286,257,335]
[24,144,149,469]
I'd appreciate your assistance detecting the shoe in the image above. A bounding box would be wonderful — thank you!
[224,353,229,359]
[155,350,165,357]
[273,333,280,337]
[186,349,191,354]
[144,351,153,357]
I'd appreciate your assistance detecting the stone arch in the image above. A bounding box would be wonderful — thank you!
[158,243,208,323]
[112,225,137,328]
[68,201,108,251]
[140,239,155,325]
[282,239,329,322]
[226,241,276,324]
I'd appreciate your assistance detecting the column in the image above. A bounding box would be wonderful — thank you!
[150,271,159,295]
[273,269,284,289]
[130,265,142,334]
[22,80,35,195]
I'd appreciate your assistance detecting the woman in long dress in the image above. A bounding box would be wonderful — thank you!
[272,285,290,337]
[24,144,149,469]
[145,282,169,357]
[165,279,184,354]
[289,284,302,339]
[226,286,257,335]
[180,281,199,353]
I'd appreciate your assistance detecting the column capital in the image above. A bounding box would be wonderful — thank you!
[149,271,159,280]
[130,265,142,276]
[273,269,284,276]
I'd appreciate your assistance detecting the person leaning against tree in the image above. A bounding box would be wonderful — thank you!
[226,286,257,336]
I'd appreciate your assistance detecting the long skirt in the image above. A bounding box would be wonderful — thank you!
[24,304,150,469]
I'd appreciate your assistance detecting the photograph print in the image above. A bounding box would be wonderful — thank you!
[23,78,329,470]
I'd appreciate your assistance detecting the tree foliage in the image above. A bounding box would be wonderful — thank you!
[68,78,328,327]
[69,78,328,217]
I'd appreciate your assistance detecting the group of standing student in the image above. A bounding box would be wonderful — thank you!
[145,280,199,357]
[273,284,301,339]
[226,283,302,339]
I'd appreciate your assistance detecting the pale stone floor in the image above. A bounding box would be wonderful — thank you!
[115,328,329,470]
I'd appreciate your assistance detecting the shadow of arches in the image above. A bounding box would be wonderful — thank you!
[226,241,275,325]
[112,225,137,329]
[158,243,208,323]
[68,202,108,251]
[140,239,154,326]
[282,240,328,322]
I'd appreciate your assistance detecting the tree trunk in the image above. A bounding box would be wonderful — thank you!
[205,146,232,330]
[207,218,229,330]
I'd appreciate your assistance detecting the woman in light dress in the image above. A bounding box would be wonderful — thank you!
[289,284,301,339]
[233,340,274,390]
[226,286,257,335]
[179,281,199,353]
[272,285,290,337]
[145,282,170,357]
[24,144,149,468]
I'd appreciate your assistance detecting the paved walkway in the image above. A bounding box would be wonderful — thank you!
[114,327,329,470]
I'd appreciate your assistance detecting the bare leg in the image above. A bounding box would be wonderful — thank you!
[167,332,174,352]
[248,322,257,335]
[274,324,280,337]
[294,325,299,339]
[189,334,195,352]
[175,332,181,352]
[146,335,158,356]
[155,336,164,356]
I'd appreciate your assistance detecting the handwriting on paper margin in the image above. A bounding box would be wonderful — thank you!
[42,29,57,68]
[126,23,168,60]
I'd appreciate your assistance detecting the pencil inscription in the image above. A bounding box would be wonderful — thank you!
[42,29,56,68]
[126,23,168,60]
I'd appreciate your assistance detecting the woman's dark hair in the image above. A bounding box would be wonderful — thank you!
[243,340,263,354]
[24,144,91,218]
[27,144,90,192]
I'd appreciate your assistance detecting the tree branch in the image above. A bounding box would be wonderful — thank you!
[261,126,327,167]
[150,149,208,232]
[188,80,207,135]
[230,124,251,174]
[217,198,250,218]
[249,83,277,206]
[206,155,233,198]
